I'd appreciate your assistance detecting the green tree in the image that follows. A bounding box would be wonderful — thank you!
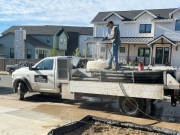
[82,49,89,57]
[73,47,80,57]
[51,45,58,56]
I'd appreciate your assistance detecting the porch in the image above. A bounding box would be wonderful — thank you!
[85,37,153,66]
[147,35,177,66]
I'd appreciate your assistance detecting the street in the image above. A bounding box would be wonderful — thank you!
[0,73,180,134]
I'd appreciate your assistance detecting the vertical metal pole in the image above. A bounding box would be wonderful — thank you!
[150,44,154,65]
[86,43,88,58]
[127,44,130,63]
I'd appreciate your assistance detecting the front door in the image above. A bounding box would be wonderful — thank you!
[155,47,163,64]
[29,59,55,92]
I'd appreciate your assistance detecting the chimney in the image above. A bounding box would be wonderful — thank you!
[14,28,26,59]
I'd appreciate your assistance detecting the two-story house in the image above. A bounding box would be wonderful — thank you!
[86,7,180,67]
[0,25,93,59]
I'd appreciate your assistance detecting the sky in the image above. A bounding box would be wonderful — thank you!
[0,0,180,35]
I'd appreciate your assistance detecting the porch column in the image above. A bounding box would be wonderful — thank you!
[150,44,154,65]
[106,44,108,59]
[85,43,88,58]
[127,44,130,63]
[169,44,172,66]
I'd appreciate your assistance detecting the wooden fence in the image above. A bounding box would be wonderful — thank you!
[0,59,41,71]
[0,58,93,71]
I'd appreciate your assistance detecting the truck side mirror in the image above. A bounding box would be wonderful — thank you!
[29,64,32,70]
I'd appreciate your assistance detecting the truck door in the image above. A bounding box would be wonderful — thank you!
[32,59,55,92]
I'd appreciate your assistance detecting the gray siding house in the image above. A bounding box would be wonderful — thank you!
[0,26,93,59]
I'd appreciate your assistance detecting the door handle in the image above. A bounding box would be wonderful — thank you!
[47,74,53,76]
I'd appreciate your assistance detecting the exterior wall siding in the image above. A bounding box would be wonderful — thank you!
[172,45,180,67]
[58,32,68,50]
[66,32,79,56]
[95,13,154,38]
[79,35,93,55]
[31,35,53,47]
[154,11,180,41]
[25,41,35,59]
[0,34,15,58]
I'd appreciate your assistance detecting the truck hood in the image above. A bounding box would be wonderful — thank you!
[14,67,29,72]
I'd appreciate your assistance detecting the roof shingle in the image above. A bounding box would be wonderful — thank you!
[2,26,93,36]
[26,35,51,48]
[91,8,176,23]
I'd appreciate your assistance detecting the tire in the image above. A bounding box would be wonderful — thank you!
[9,69,14,75]
[17,83,25,100]
[119,97,143,117]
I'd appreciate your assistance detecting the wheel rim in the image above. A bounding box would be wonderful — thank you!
[122,98,138,115]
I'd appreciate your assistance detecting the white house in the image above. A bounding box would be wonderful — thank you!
[86,7,180,67]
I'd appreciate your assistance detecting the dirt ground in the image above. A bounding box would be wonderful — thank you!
[63,120,165,135]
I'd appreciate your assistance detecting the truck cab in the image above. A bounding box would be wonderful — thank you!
[12,56,79,99]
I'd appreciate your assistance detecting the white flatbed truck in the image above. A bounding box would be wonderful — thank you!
[12,56,180,117]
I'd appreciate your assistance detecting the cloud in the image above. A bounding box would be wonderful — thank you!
[0,0,179,34]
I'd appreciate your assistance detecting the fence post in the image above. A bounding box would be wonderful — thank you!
[3,59,5,71]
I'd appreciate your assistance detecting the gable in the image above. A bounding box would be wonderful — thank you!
[169,7,180,18]
[136,12,155,23]
[103,12,124,21]
[134,10,157,20]
[172,9,180,19]
[106,14,123,24]
[59,31,68,39]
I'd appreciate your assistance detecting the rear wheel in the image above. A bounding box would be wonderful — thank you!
[119,97,143,117]
[17,83,25,100]
[9,69,14,75]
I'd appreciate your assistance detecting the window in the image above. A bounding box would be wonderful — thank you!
[39,50,45,59]
[138,48,150,57]
[108,24,119,34]
[27,49,32,59]
[47,37,50,43]
[139,24,151,33]
[60,39,63,44]
[120,47,125,53]
[100,47,106,52]
[10,48,14,58]
[175,20,180,30]
[64,39,66,45]
[36,59,54,70]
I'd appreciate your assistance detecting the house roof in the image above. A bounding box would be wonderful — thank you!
[85,37,153,44]
[91,8,176,23]
[103,12,124,21]
[147,35,177,46]
[25,35,51,48]
[2,26,93,36]
[56,29,69,39]
[134,10,157,20]
[169,7,180,17]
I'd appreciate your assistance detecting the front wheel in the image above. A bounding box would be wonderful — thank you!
[17,83,25,100]
[119,97,144,117]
